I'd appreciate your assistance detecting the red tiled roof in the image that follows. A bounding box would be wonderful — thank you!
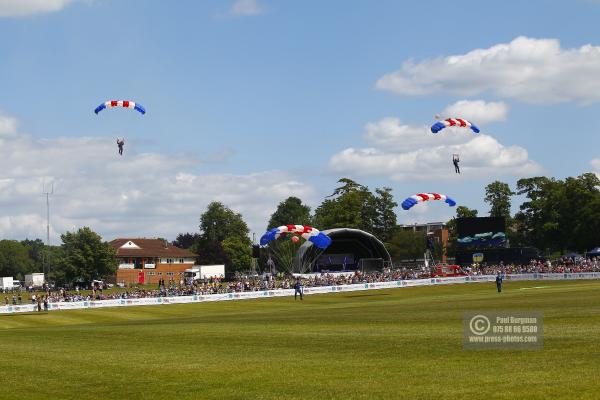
[109,238,197,258]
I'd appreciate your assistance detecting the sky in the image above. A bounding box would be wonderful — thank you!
[0,0,599,244]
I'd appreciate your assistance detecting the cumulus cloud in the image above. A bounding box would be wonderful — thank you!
[376,36,600,104]
[0,0,82,17]
[330,115,542,181]
[441,100,508,124]
[592,158,600,177]
[0,114,18,137]
[230,0,262,16]
[0,115,315,242]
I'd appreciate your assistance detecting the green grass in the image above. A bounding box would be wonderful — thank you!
[1,280,600,400]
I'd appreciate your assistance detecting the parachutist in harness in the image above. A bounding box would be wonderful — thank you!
[452,154,460,174]
[117,138,125,156]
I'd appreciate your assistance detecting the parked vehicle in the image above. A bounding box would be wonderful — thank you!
[25,273,45,288]
[184,265,225,281]
[431,264,466,277]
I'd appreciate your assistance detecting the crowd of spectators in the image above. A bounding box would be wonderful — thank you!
[465,257,600,275]
[3,257,599,306]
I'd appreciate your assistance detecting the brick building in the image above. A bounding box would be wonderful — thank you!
[110,238,198,286]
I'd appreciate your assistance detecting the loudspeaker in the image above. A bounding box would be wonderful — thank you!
[252,245,260,258]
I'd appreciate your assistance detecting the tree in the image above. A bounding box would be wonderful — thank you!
[57,227,117,283]
[313,178,376,232]
[456,206,478,219]
[559,173,600,251]
[172,233,201,250]
[199,202,251,243]
[514,173,600,253]
[372,187,398,242]
[385,231,426,261]
[222,236,252,275]
[0,240,34,280]
[195,239,229,266]
[514,177,555,250]
[198,202,252,274]
[21,239,45,272]
[267,197,312,230]
[484,181,515,218]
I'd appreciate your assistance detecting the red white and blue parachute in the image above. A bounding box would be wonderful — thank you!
[94,100,146,115]
[431,118,479,134]
[401,193,456,210]
[260,225,332,249]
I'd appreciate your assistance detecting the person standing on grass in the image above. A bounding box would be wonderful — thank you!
[496,272,503,293]
[43,296,48,312]
[294,278,303,301]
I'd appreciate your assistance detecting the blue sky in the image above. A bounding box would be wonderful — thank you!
[0,0,599,242]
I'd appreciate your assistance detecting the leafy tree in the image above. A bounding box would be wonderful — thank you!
[313,178,376,232]
[385,230,426,261]
[199,202,251,243]
[484,181,514,218]
[456,206,479,219]
[197,202,252,274]
[21,239,45,272]
[514,177,554,250]
[0,240,34,280]
[267,197,312,230]
[195,239,229,266]
[559,173,600,251]
[372,187,398,242]
[222,236,252,275]
[514,173,600,253]
[172,233,201,250]
[57,227,117,283]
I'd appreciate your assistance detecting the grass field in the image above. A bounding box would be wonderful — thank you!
[1,280,600,400]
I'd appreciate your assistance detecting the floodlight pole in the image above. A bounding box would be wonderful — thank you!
[42,183,54,279]
[250,232,258,275]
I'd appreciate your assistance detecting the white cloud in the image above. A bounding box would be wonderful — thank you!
[330,116,542,181]
[441,100,508,125]
[592,158,600,178]
[0,114,18,137]
[0,0,82,17]
[365,117,477,152]
[376,36,600,104]
[0,115,315,242]
[230,0,262,16]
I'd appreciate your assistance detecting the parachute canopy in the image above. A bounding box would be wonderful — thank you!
[94,100,146,115]
[260,225,332,249]
[431,118,479,134]
[401,193,456,210]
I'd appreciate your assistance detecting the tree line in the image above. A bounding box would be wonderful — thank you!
[1,173,598,282]
[0,228,117,284]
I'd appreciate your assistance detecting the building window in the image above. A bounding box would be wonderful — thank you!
[179,258,184,263]
[165,258,173,264]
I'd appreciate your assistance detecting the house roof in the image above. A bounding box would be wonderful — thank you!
[109,238,197,258]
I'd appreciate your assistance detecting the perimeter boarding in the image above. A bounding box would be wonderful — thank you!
[2,272,600,314]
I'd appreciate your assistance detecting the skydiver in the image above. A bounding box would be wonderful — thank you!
[117,138,125,156]
[453,155,460,174]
